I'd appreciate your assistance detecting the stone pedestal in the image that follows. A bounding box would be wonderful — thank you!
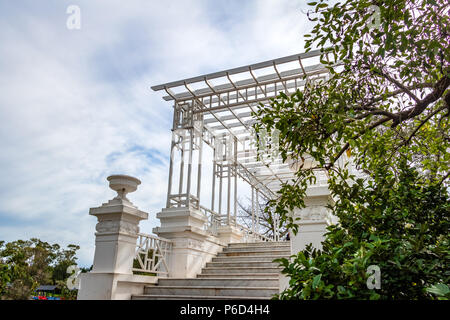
[89,199,147,274]
[153,207,230,278]
[217,225,244,244]
[78,175,154,300]
[280,186,334,293]
[291,186,333,252]
[291,200,331,253]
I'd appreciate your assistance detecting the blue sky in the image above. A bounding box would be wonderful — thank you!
[0,0,314,267]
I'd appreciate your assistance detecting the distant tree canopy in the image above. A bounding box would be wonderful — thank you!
[0,238,81,300]
[254,0,449,299]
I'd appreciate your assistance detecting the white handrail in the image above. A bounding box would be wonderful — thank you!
[199,205,222,236]
[198,205,283,242]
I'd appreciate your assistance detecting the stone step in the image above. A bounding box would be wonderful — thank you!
[202,267,282,274]
[228,241,289,247]
[223,246,290,252]
[206,261,280,268]
[218,249,290,257]
[158,277,279,287]
[212,255,288,263]
[227,242,290,250]
[197,273,280,279]
[132,294,270,300]
[143,286,278,297]
[223,246,290,253]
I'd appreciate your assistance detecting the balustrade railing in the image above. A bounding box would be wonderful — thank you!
[133,233,173,276]
[238,224,274,242]
[199,205,283,242]
[199,205,221,236]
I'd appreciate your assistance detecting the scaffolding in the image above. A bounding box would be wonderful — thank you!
[152,49,330,240]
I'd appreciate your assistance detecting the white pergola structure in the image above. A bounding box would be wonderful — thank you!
[152,49,330,241]
[78,51,338,299]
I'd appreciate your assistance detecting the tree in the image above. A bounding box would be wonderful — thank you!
[0,238,80,300]
[254,0,449,299]
[51,244,80,284]
[276,162,449,299]
[0,241,10,296]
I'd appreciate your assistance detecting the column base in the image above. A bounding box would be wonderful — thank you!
[217,225,244,244]
[153,207,225,278]
[77,272,157,300]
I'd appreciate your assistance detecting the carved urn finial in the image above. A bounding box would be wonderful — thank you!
[107,174,141,202]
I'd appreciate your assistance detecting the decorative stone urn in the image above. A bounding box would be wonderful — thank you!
[107,174,141,202]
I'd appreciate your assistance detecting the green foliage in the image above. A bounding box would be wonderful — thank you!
[0,238,80,300]
[276,164,449,299]
[51,244,80,284]
[254,0,449,299]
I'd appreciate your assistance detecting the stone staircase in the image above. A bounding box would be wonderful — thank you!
[132,241,290,300]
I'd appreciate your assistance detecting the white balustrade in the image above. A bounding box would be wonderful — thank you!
[199,205,221,236]
[133,233,173,276]
[199,204,282,243]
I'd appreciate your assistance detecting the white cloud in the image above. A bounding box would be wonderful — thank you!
[0,0,312,266]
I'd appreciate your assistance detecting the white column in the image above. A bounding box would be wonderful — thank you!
[291,195,332,252]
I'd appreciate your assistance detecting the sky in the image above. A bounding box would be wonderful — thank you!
[0,0,315,267]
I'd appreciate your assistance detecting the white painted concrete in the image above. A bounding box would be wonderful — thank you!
[153,207,244,278]
[77,175,154,300]
[279,187,335,294]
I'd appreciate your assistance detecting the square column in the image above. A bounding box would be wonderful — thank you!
[153,207,242,278]
[291,198,331,251]
[280,187,334,293]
